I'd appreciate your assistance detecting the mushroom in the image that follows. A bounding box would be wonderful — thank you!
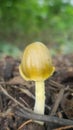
[19,42,55,124]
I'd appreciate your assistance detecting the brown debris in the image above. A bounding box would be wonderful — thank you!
[61,92,73,119]
[53,125,73,130]
[0,54,73,130]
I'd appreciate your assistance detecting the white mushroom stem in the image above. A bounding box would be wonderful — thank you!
[34,81,45,125]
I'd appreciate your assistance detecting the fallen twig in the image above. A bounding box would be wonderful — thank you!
[0,83,73,126]
[15,107,73,126]
[53,125,73,130]
[50,87,65,116]
[0,85,32,113]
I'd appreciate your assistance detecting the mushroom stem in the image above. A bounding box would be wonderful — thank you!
[34,81,45,124]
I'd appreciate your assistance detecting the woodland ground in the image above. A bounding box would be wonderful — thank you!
[0,54,73,130]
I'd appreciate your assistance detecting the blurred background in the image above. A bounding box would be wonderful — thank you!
[0,0,73,57]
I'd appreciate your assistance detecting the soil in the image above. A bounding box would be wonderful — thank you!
[0,54,73,130]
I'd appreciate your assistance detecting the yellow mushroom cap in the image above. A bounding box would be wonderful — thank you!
[19,42,55,81]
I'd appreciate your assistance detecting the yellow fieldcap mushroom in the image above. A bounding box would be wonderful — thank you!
[19,42,55,124]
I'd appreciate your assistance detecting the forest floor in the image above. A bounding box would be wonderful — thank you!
[0,54,73,130]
